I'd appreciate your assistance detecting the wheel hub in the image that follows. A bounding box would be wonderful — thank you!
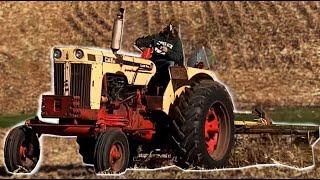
[108,143,123,172]
[205,107,220,155]
[19,145,27,159]
[18,140,38,171]
[110,145,121,161]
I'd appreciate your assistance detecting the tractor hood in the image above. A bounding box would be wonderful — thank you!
[52,46,144,62]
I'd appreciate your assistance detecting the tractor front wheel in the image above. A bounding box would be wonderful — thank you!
[94,129,129,174]
[4,125,40,173]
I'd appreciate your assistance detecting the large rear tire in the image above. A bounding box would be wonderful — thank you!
[4,125,40,173]
[169,80,234,169]
[94,129,129,174]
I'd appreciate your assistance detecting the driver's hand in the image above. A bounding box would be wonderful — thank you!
[160,46,168,53]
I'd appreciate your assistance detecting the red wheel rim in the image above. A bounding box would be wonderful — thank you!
[18,140,37,170]
[19,144,27,160]
[205,107,220,155]
[108,143,124,172]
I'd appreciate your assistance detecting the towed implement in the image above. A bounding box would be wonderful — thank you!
[3,8,319,174]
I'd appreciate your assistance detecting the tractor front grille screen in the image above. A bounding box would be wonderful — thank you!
[54,63,64,96]
[70,64,91,108]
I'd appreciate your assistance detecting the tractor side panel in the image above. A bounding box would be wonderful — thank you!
[91,63,103,109]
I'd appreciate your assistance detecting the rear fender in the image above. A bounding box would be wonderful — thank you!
[162,67,216,114]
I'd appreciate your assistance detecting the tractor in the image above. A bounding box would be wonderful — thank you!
[3,8,235,174]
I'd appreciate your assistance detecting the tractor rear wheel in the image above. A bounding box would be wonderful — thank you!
[4,125,40,173]
[169,80,234,169]
[94,129,129,173]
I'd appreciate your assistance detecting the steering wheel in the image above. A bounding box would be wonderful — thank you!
[133,44,143,53]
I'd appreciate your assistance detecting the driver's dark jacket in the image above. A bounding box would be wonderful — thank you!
[135,33,184,66]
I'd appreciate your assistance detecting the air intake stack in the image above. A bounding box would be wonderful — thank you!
[111,8,125,54]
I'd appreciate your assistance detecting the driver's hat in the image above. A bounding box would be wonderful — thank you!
[168,19,178,31]
[160,19,179,37]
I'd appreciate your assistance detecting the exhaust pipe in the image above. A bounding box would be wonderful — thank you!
[111,8,125,53]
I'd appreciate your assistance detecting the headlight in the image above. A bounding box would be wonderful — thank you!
[53,49,62,59]
[75,49,84,59]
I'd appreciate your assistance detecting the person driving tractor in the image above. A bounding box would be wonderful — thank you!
[135,20,184,94]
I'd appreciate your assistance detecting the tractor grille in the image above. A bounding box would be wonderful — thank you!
[54,63,64,96]
[70,64,92,108]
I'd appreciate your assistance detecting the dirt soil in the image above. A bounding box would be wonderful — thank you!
[1,128,320,179]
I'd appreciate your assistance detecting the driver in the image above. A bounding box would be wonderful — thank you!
[134,20,184,95]
[135,20,184,66]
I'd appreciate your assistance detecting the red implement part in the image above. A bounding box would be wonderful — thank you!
[205,107,220,155]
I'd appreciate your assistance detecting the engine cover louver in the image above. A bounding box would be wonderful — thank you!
[70,64,91,108]
[54,63,64,96]
[54,63,91,108]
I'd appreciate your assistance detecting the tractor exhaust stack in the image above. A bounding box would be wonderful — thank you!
[111,8,125,54]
